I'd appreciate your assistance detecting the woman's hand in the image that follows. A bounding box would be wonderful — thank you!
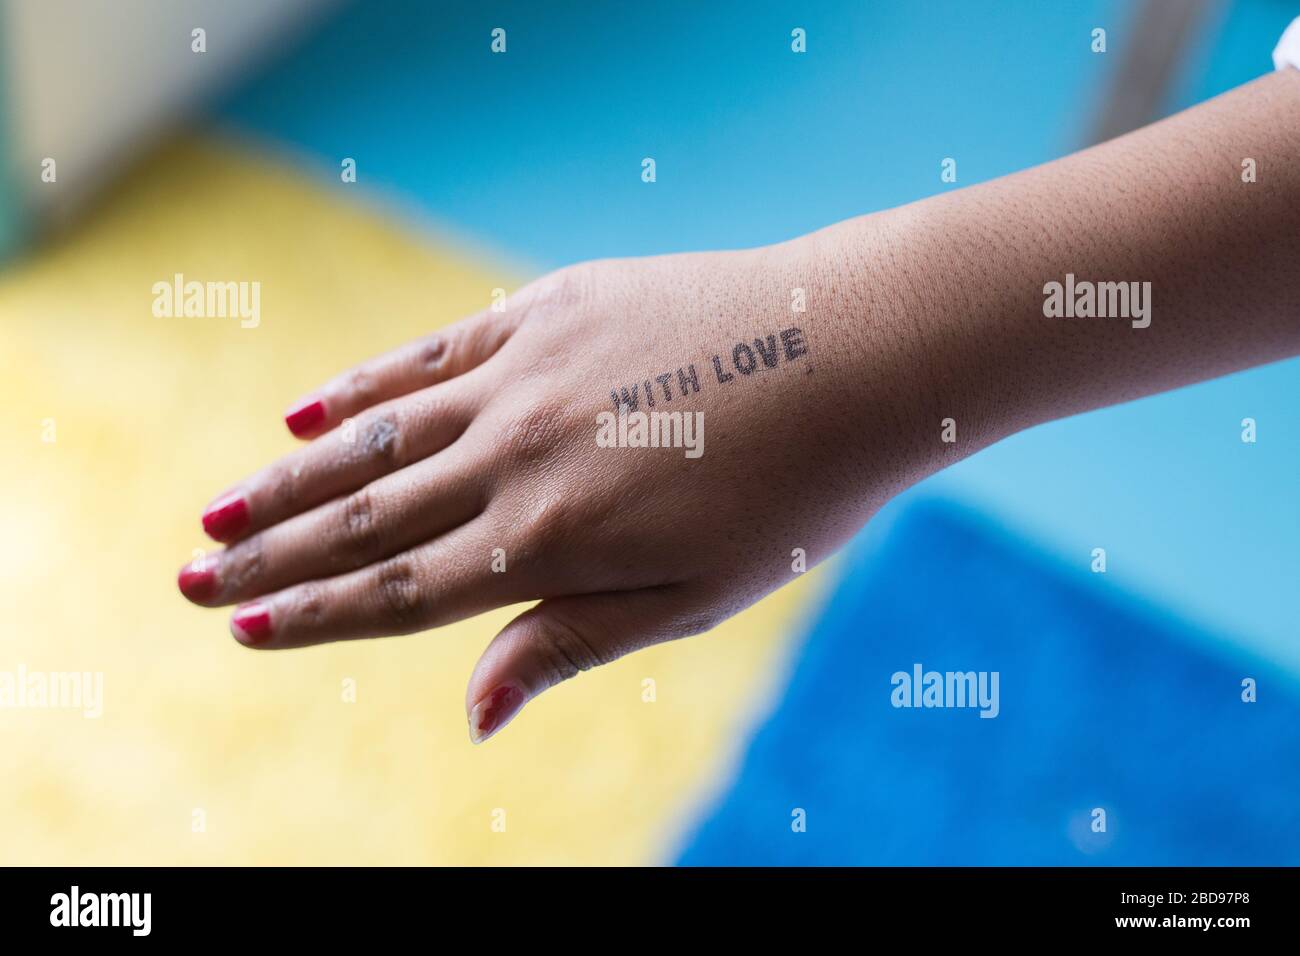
[177,230,943,742]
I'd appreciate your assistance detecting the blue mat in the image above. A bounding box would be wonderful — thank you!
[676,500,1300,865]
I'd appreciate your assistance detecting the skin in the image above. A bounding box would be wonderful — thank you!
[179,69,1300,742]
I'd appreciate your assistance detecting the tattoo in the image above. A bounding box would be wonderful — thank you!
[362,416,400,462]
[609,326,808,410]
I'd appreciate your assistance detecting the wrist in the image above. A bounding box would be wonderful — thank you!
[795,209,1018,491]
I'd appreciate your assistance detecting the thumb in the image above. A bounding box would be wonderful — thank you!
[465,585,708,744]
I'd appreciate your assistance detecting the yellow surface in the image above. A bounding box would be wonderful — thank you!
[0,137,821,864]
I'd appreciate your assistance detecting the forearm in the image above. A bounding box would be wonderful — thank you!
[819,68,1300,467]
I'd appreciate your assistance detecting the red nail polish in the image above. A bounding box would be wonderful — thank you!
[177,556,219,602]
[231,604,272,644]
[285,398,326,437]
[469,684,527,744]
[202,494,249,542]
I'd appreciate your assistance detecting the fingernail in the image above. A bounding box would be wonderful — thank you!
[468,683,527,745]
[202,493,249,542]
[231,603,273,645]
[177,555,219,602]
[284,397,326,437]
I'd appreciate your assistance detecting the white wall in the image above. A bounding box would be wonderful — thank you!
[1,0,340,224]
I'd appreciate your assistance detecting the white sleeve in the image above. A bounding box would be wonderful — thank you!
[1273,16,1300,71]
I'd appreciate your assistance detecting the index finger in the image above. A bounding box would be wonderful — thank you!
[283,308,520,439]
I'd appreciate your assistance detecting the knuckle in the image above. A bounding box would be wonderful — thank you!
[220,535,265,594]
[345,367,379,405]
[335,488,382,567]
[373,558,427,630]
[459,316,500,361]
[266,461,301,514]
[417,333,446,372]
[294,581,329,628]
[519,492,578,555]
[501,401,570,469]
[531,615,609,685]
[541,263,595,311]
[513,262,595,324]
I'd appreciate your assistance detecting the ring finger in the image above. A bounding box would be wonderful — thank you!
[223,516,514,650]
